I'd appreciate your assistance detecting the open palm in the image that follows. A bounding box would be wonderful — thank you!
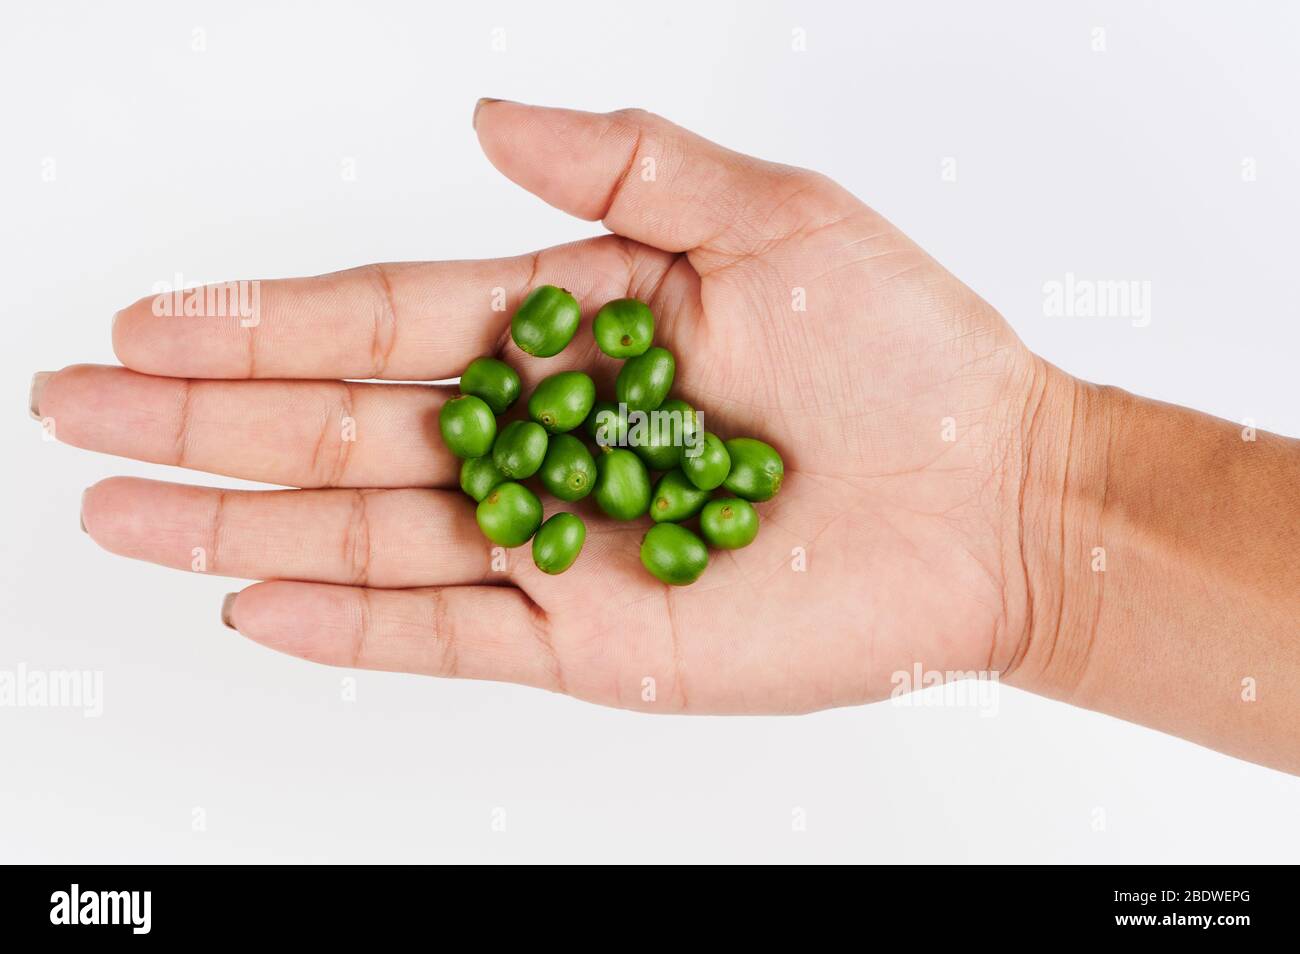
[38,103,1046,713]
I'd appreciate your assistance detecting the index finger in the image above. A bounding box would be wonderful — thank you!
[111,237,640,380]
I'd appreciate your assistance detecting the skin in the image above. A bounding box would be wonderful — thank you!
[30,101,1300,774]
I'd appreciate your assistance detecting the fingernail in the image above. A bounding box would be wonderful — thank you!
[221,593,238,630]
[79,489,88,533]
[473,97,506,130]
[29,372,51,420]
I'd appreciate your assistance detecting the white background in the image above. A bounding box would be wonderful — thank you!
[3,1,1298,863]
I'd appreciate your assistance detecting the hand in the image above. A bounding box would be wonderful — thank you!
[34,101,1059,713]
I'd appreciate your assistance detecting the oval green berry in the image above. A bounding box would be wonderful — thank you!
[475,482,543,548]
[650,469,711,523]
[459,356,521,415]
[538,434,597,502]
[528,370,596,434]
[593,447,651,521]
[532,512,586,575]
[629,421,680,470]
[510,285,581,357]
[615,346,675,412]
[584,399,629,447]
[492,420,548,480]
[681,431,730,491]
[593,298,654,358]
[699,498,759,549]
[460,455,506,502]
[640,523,709,586]
[659,398,700,444]
[629,397,697,471]
[439,395,497,459]
[722,437,784,501]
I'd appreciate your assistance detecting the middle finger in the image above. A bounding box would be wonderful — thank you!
[81,477,507,588]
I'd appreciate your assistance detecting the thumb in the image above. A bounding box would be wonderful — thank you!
[472,99,840,256]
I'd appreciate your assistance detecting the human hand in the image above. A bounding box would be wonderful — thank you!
[33,101,1067,713]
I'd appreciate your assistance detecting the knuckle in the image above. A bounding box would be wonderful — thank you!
[348,588,373,668]
[362,263,399,377]
[426,588,460,678]
[207,489,227,572]
[308,382,355,487]
[342,490,373,587]
[787,167,844,206]
[172,378,195,467]
[608,106,657,126]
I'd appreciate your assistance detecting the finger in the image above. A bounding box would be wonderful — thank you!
[82,477,505,588]
[474,100,844,259]
[35,364,463,488]
[110,236,662,380]
[223,580,562,691]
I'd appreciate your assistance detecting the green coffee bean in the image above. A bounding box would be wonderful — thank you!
[593,447,651,520]
[584,399,629,447]
[650,469,711,523]
[450,304,780,580]
[538,433,597,502]
[593,298,654,358]
[439,395,497,459]
[528,370,596,434]
[459,356,521,415]
[722,437,784,501]
[476,482,543,547]
[532,512,586,575]
[681,431,730,491]
[629,423,680,470]
[699,498,759,549]
[629,397,697,470]
[492,420,548,479]
[659,398,700,445]
[615,346,674,412]
[460,455,506,502]
[511,285,581,357]
[640,523,708,586]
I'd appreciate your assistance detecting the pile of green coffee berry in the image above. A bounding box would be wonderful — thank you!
[438,286,784,585]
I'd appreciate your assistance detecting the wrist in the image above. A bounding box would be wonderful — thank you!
[1003,356,1300,772]
[1003,358,1117,701]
